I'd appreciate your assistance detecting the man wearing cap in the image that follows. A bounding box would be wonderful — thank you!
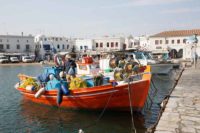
[64,54,77,76]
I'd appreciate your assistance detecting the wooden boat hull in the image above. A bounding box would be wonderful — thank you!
[17,73,151,111]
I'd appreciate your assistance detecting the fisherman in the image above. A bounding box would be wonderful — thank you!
[64,54,77,81]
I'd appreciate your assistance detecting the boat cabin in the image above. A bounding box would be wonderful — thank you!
[76,57,100,75]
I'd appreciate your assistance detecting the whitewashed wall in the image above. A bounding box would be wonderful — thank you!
[0,35,34,54]
[75,39,94,52]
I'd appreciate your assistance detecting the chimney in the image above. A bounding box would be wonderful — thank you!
[21,32,23,37]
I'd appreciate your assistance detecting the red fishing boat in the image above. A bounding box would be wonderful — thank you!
[16,66,151,111]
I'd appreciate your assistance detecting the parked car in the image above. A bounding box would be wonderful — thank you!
[10,57,19,63]
[22,56,33,63]
[30,55,36,61]
[0,56,9,63]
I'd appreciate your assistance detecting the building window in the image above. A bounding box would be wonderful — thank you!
[26,44,30,50]
[107,42,109,47]
[57,44,60,49]
[183,39,186,43]
[7,39,9,42]
[17,40,19,42]
[0,39,2,42]
[177,39,180,44]
[0,44,4,50]
[129,42,133,48]
[111,42,114,47]
[66,40,68,42]
[165,40,169,44]
[80,46,83,50]
[96,43,98,47]
[55,38,58,41]
[115,42,118,47]
[155,40,159,45]
[26,40,29,43]
[160,40,162,44]
[6,44,10,49]
[123,44,126,49]
[84,46,88,50]
[172,40,174,44]
[134,42,138,46]
[67,45,69,49]
[44,38,47,41]
[100,42,103,47]
[60,38,62,41]
[62,44,65,49]
[16,44,20,49]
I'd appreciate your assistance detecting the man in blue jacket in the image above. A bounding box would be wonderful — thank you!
[64,54,77,76]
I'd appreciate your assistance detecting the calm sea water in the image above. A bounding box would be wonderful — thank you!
[0,65,179,133]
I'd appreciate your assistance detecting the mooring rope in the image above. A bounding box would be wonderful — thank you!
[150,79,158,98]
[127,78,137,133]
[146,68,185,132]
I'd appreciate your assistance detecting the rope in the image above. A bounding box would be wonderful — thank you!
[147,68,184,131]
[150,79,158,98]
[127,78,137,133]
[143,78,159,115]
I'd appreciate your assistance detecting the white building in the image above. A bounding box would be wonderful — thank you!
[0,34,34,55]
[74,35,146,53]
[75,39,94,52]
[94,36,125,52]
[34,35,74,59]
[149,29,200,60]
[137,36,151,51]
[74,36,130,53]
[126,35,151,51]
[125,35,138,50]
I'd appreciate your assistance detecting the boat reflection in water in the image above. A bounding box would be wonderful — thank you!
[20,98,146,133]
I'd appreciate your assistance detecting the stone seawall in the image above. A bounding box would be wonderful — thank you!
[154,63,200,133]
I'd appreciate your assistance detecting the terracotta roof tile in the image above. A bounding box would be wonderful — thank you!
[151,29,200,37]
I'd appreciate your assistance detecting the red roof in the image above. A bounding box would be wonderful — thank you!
[151,29,200,37]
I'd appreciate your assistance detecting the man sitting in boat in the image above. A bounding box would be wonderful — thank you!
[64,54,77,79]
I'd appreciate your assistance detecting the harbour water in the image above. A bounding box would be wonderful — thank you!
[0,65,179,133]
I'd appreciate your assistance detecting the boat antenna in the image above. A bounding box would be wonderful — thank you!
[127,77,137,133]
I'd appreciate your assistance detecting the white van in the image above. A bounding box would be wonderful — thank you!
[0,56,9,63]
[10,57,19,63]
[22,56,33,63]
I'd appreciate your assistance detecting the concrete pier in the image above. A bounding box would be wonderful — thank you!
[154,63,200,133]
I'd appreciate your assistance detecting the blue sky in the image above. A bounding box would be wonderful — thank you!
[0,0,200,37]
